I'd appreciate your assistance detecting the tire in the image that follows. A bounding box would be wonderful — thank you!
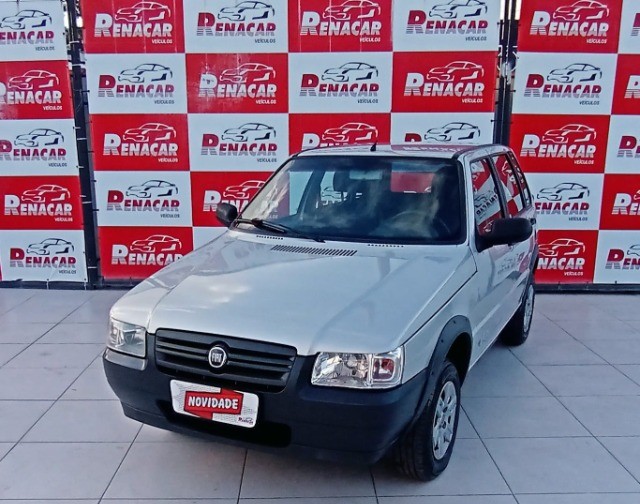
[394,361,461,481]
[500,276,535,346]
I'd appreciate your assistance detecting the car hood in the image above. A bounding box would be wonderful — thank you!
[111,232,476,356]
[120,69,142,75]
[223,128,244,134]
[324,68,345,74]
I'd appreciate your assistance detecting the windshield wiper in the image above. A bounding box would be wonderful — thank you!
[235,218,324,243]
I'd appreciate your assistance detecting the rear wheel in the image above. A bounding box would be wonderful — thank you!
[501,277,535,346]
[394,361,461,481]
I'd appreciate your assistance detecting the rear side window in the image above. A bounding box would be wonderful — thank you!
[508,153,532,206]
[470,158,502,236]
[494,154,525,217]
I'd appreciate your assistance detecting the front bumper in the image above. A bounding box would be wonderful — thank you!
[104,335,427,464]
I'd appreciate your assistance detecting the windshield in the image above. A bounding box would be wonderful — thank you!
[238,155,464,244]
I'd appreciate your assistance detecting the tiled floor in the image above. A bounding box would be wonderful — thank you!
[0,289,640,503]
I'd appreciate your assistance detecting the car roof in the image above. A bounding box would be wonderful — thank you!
[294,143,509,160]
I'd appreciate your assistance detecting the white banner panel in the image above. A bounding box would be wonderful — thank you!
[594,230,640,283]
[188,113,288,171]
[390,112,494,145]
[605,115,640,173]
[512,52,617,115]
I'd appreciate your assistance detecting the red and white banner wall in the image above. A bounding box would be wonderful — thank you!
[0,0,87,283]
[80,0,500,281]
[512,0,640,285]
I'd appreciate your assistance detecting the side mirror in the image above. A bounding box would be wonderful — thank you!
[479,217,532,250]
[216,203,238,228]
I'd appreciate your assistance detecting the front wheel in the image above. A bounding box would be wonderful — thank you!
[501,277,535,346]
[394,361,461,481]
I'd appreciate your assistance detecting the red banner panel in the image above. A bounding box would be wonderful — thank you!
[600,174,640,230]
[518,0,622,53]
[98,225,194,279]
[0,60,73,119]
[90,114,189,171]
[536,229,599,283]
[186,53,288,113]
[509,114,610,173]
[190,171,272,227]
[81,0,185,53]
[612,54,640,114]
[288,0,392,52]
[289,113,390,152]
[392,51,497,113]
[0,176,83,230]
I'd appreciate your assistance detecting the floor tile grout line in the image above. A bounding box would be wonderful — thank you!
[0,290,40,316]
[236,449,249,504]
[509,342,640,489]
[98,423,145,503]
[369,464,379,504]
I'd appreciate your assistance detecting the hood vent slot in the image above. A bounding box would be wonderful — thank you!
[256,234,283,240]
[271,245,357,257]
[367,243,405,248]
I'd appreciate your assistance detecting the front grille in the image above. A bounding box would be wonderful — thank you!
[155,329,296,393]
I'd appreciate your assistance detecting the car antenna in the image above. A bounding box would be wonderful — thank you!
[370,142,377,152]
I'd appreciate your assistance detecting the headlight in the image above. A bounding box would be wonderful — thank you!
[108,318,146,358]
[311,347,403,389]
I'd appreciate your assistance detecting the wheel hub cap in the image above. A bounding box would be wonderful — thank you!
[432,380,457,460]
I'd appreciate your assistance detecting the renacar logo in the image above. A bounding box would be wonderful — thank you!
[612,190,640,216]
[535,183,590,220]
[301,1,382,40]
[197,2,276,37]
[94,1,173,39]
[0,9,55,45]
[633,12,640,36]
[107,180,180,215]
[10,238,77,269]
[0,70,62,105]
[625,75,640,99]
[606,246,640,270]
[200,123,277,162]
[203,180,265,213]
[406,1,489,35]
[529,1,609,38]
[411,122,480,143]
[303,122,378,148]
[4,185,73,221]
[199,64,277,102]
[617,135,640,158]
[300,62,380,98]
[538,238,586,272]
[520,124,596,162]
[0,128,67,164]
[98,63,175,103]
[103,122,178,162]
[404,61,485,98]
[112,234,183,265]
[523,64,602,99]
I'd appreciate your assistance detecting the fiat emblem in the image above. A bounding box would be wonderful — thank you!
[208,346,228,369]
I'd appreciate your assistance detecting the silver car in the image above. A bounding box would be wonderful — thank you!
[104,144,538,481]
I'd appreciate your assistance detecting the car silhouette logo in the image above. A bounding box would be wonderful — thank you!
[218,1,275,22]
[0,9,52,29]
[627,244,640,257]
[426,61,484,83]
[553,0,609,22]
[122,123,176,143]
[323,0,381,21]
[8,70,59,91]
[223,180,265,199]
[547,63,602,84]
[14,129,64,148]
[321,62,378,82]
[26,238,74,256]
[221,123,276,143]
[208,345,228,369]
[21,185,70,204]
[537,183,590,202]
[541,124,596,144]
[118,64,173,84]
[321,123,378,145]
[219,63,276,84]
[130,234,182,253]
[425,122,480,143]
[539,238,586,258]
[125,180,178,198]
[429,0,488,19]
[114,2,171,23]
